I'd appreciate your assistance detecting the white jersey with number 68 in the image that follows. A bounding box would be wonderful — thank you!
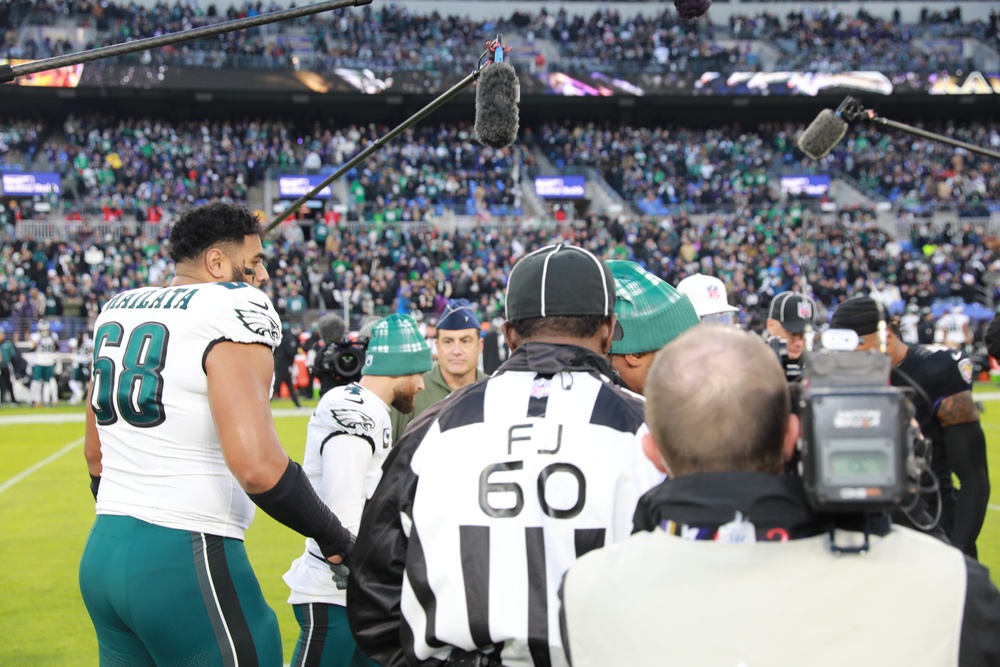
[91,282,281,539]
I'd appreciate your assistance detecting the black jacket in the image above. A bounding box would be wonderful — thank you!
[348,342,646,667]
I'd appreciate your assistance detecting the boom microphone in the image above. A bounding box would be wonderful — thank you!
[0,0,371,84]
[265,36,510,233]
[798,96,1000,162]
[317,314,347,345]
[674,0,712,20]
[797,108,849,160]
[474,37,520,149]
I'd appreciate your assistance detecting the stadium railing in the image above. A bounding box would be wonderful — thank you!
[896,214,1000,240]
[10,220,169,240]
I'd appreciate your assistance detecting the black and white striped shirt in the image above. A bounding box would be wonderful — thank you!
[349,342,662,667]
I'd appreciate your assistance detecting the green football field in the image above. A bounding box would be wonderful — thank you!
[3,389,1000,666]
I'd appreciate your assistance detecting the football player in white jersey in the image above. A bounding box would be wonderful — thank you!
[29,318,59,406]
[80,202,356,667]
[67,331,93,405]
[899,302,921,345]
[936,305,971,352]
[284,313,431,667]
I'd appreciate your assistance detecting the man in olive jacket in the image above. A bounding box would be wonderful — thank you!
[390,299,486,440]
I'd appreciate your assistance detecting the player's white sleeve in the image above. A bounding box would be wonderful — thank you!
[201,284,282,349]
[318,433,372,534]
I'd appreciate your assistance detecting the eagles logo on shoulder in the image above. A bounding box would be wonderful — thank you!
[235,308,280,343]
[331,408,376,434]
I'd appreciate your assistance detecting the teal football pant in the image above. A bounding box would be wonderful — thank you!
[80,514,282,666]
[290,603,379,667]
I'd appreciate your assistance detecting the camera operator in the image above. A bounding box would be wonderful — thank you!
[312,313,368,397]
[561,326,1000,666]
[765,291,818,382]
[831,296,990,559]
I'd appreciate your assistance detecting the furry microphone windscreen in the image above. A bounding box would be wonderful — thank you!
[474,62,520,149]
[797,109,849,160]
[674,0,711,20]
[317,313,346,345]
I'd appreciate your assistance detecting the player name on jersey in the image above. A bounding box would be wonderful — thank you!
[103,287,199,311]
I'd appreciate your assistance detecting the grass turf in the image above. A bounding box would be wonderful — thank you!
[2,387,1000,665]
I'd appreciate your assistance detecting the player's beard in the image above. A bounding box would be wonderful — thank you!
[391,377,419,414]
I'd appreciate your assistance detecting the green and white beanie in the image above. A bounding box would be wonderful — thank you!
[608,260,700,355]
[362,313,433,377]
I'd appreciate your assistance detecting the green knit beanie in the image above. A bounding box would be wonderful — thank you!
[362,314,433,377]
[608,260,700,355]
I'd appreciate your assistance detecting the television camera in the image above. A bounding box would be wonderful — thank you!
[795,328,934,552]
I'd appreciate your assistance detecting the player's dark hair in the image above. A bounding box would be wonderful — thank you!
[510,315,608,340]
[167,202,263,264]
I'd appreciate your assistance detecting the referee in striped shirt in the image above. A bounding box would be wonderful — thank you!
[348,244,664,667]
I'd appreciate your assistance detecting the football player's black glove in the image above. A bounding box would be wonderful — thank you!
[325,534,355,590]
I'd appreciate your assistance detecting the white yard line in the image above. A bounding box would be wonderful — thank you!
[0,437,85,496]
[0,413,85,425]
[0,407,311,426]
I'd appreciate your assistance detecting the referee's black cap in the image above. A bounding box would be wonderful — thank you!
[505,244,619,335]
[829,296,885,337]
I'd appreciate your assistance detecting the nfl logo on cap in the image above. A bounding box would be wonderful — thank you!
[797,301,813,320]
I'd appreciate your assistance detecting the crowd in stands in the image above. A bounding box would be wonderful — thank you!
[767,9,977,73]
[3,207,998,352]
[14,117,528,221]
[822,123,1000,213]
[0,120,45,171]
[537,122,787,214]
[2,0,995,73]
[1,112,998,223]
[535,119,1000,215]
[2,114,999,222]
[345,123,530,222]
[539,7,751,74]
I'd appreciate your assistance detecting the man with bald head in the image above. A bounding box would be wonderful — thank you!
[560,326,1000,667]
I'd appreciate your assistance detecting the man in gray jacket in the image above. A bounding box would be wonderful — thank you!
[561,325,1000,667]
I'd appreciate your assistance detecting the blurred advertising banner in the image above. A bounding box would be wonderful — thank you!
[2,59,83,87]
[59,63,1000,97]
[277,175,333,200]
[1,172,62,196]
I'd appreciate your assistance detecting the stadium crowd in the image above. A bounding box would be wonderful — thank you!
[537,119,1000,214]
[337,123,531,221]
[823,124,1000,213]
[2,115,998,222]
[2,0,995,74]
[12,117,528,221]
[767,8,977,73]
[2,207,997,347]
